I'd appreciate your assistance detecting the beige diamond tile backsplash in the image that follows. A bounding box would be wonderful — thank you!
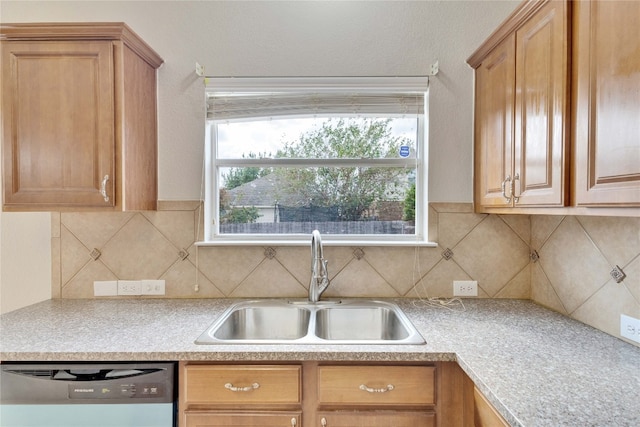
[538,217,612,313]
[52,203,640,347]
[531,215,640,347]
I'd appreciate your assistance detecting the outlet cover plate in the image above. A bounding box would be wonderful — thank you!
[118,280,141,296]
[621,314,640,344]
[94,281,118,296]
[453,280,478,297]
[141,280,165,295]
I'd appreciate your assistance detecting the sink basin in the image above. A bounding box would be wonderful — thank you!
[315,306,410,341]
[197,301,311,343]
[195,300,425,345]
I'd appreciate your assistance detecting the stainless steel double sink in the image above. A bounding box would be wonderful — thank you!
[195,299,425,345]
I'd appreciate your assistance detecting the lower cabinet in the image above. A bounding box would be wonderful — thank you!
[316,412,435,427]
[185,412,301,427]
[316,365,435,426]
[181,364,302,427]
[180,361,489,427]
[473,386,509,427]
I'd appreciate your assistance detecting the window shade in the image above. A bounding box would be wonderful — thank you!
[205,77,428,121]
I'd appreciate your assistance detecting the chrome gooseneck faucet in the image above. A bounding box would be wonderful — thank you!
[309,230,330,302]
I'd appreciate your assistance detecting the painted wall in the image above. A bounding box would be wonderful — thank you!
[0,212,51,313]
[0,0,521,313]
[0,160,52,313]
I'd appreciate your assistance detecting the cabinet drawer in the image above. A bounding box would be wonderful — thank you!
[183,365,301,405]
[317,366,435,406]
[317,411,435,427]
[185,411,301,426]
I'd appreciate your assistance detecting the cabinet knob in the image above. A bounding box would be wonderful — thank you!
[290,417,297,426]
[100,175,110,203]
[320,417,327,427]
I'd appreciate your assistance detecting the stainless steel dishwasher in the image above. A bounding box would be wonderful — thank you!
[0,362,176,427]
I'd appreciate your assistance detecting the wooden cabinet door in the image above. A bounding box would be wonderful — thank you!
[317,411,435,427]
[185,412,300,427]
[1,40,115,209]
[573,0,640,206]
[473,387,509,427]
[513,0,569,206]
[474,34,516,208]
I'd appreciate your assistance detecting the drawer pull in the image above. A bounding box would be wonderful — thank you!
[291,417,297,426]
[320,417,327,426]
[224,382,260,392]
[359,383,395,393]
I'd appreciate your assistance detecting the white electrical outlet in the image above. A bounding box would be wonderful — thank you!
[620,314,640,344]
[453,280,478,296]
[141,280,165,295]
[118,280,141,296]
[94,280,118,296]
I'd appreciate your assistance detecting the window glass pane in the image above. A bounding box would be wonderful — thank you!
[218,166,416,235]
[217,117,417,159]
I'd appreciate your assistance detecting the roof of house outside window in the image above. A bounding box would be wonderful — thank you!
[225,173,306,207]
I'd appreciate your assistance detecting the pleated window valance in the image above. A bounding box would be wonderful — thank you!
[205,76,428,121]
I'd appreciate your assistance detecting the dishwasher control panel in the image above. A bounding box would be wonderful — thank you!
[68,382,166,400]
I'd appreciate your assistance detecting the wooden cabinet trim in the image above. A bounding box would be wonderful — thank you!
[467,0,552,68]
[0,22,163,68]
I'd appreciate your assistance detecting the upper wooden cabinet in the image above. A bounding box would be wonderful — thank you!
[473,34,516,208]
[572,0,640,206]
[468,0,570,210]
[469,0,640,214]
[1,23,163,211]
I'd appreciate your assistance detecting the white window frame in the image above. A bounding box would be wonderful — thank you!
[200,77,434,247]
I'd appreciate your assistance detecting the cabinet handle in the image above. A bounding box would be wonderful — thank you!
[320,417,327,427]
[512,173,520,203]
[224,382,260,392]
[290,417,297,426]
[359,383,395,393]
[501,175,512,203]
[100,175,110,203]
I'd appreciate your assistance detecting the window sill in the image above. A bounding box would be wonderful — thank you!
[195,238,437,247]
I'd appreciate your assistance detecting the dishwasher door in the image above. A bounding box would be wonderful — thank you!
[0,362,176,427]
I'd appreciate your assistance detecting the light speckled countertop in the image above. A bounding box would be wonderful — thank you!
[1,298,639,426]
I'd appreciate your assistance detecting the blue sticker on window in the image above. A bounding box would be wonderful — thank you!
[399,146,411,158]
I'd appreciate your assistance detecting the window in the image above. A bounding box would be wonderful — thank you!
[202,77,431,245]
